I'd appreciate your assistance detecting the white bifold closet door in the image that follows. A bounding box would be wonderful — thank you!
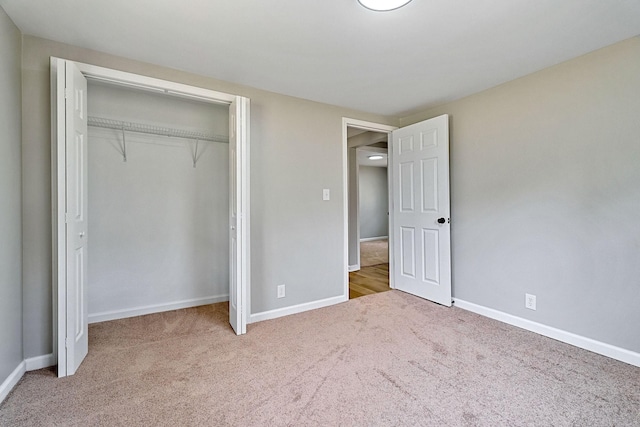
[54,57,251,377]
[64,61,89,375]
[229,97,249,335]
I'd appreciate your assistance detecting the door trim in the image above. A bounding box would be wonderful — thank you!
[342,118,397,299]
[51,58,251,376]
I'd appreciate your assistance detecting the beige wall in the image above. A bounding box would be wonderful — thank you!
[19,29,640,361]
[21,36,395,358]
[0,5,23,385]
[402,37,640,352]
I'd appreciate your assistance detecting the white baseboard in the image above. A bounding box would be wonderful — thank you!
[360,236,388,242]
[348,264,360,272]
[89,295,229,324]
[25,353,55,371]
[453,298,640,368]
[249,295,347,324]
[0,361,25,404]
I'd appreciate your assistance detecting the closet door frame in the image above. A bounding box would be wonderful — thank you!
[51,57,250,377]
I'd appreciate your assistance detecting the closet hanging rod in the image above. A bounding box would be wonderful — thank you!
[87,116,228,144]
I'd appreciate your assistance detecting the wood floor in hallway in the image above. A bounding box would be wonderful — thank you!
[349,263,390,299]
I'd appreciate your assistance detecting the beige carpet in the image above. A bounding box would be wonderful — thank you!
[360,238,388,267]
[2,291,639,426]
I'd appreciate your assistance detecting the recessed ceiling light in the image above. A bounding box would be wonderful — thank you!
[368,155,384,160]
[358,0,412,11]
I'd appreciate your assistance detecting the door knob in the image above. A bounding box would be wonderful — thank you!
[79,231,85,238]
[437,218,446,224]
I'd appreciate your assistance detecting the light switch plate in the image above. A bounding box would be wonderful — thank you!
[323,189,330,201]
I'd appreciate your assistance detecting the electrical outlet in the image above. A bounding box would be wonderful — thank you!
[525,293,536,310]
[277,284,286,299]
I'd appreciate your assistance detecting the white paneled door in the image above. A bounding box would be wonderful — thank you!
[65,61,89,374]
[391,115,451,306]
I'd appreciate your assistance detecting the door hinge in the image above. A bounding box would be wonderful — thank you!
[64,88,73,99]
[65,213,71,223]
[65,337,69,348]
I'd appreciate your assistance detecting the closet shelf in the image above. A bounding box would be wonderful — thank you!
[88,116,228,144]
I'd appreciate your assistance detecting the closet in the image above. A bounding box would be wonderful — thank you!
[86,81,230,322]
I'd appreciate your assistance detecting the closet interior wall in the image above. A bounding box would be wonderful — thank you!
[87,82,230,322]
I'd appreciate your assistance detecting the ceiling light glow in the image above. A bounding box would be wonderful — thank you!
[368,155,384,160]
[358,0,412,11]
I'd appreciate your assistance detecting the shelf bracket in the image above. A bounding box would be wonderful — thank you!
[192,139,200,168]
[121,126,128,162]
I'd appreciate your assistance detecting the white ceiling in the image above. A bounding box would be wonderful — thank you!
[2,0,640,116]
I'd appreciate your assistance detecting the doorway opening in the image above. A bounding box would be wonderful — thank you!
[343,115,453,307]
[52,58,250,377]
[342,118,396,299]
